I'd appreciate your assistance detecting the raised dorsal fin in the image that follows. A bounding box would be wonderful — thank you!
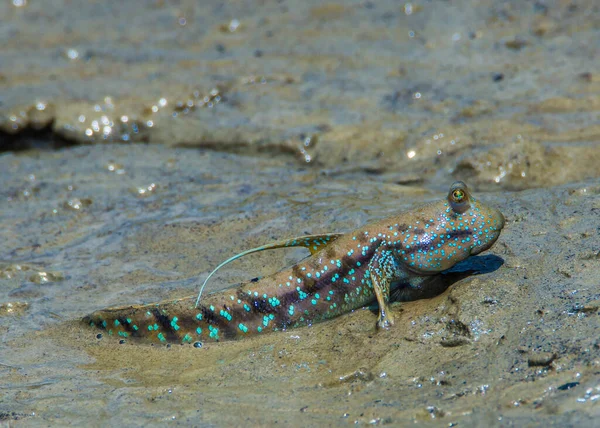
[195,233,344,307]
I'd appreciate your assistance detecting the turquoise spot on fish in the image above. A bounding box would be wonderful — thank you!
[196,313,203,320]
[238,323,248,333]
[157,332,166,342]
[170,316,180,331]
[244,304,251,312]
[101,320,107,328]
[208,325,219,340]
[153,323,159,331]
[219,309,232,321]
[288,305,295,316]
[126,318,132,324]
[196,327,202,335]
[132,325,139,331]
[118,331,128,338]
[262,314,274,327]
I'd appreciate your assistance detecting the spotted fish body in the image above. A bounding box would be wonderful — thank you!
[84,182,504,343]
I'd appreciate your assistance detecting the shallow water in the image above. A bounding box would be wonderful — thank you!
[1,0,599,426]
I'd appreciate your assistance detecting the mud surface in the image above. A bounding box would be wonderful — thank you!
[1,0,599,426]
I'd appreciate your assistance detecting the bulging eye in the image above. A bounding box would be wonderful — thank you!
[448,181,471,213]
[451,189,465,202]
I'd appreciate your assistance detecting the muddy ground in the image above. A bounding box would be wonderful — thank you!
[1,0,599,426]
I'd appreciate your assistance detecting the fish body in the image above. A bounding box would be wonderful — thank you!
[84,181,504,343]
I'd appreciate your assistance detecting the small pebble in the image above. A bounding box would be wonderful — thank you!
[492,73,504,82]
[505,38,528,50]
[528,352,556,367]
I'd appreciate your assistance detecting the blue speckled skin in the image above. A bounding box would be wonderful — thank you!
[83,182,504,343]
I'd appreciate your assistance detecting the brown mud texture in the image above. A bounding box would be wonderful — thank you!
[1,0,599,426]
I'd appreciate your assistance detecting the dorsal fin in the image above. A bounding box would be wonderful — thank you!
[195,233,344,307]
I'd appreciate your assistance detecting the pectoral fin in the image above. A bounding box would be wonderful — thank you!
[195,233,344,306]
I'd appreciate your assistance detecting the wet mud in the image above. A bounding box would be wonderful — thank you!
[1,0,599,426]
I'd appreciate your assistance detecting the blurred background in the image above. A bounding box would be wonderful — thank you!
[2,0,598,190]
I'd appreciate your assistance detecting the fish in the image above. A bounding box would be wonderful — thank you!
[83,181,504,343]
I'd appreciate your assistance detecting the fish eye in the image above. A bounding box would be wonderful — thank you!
[448,181,471,213]
[451,189,465,202]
